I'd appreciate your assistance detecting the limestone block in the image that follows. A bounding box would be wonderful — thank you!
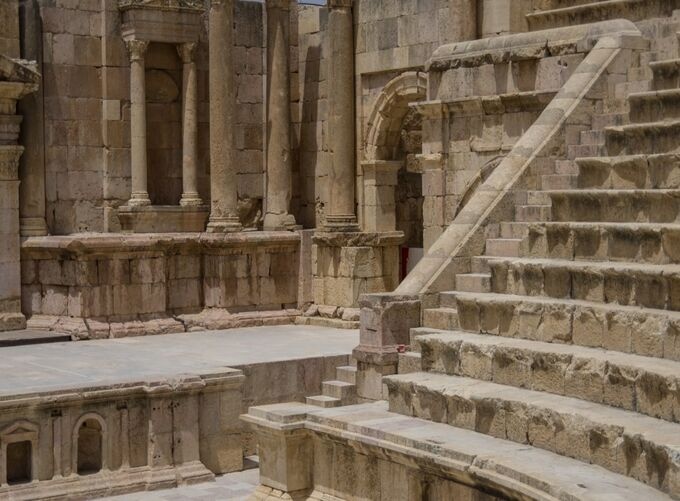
[130,258,165,284]
[41,285,68,315]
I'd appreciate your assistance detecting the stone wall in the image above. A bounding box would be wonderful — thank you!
[0,0,20,58]
[20,232,300,338]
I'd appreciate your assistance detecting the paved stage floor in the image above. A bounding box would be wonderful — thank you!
[0,325,359,397]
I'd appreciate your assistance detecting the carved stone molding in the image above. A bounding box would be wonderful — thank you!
[118,0,204,12]
[125,39,149,61]
[177,42,197,64]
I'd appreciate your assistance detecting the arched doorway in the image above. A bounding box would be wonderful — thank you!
[362,71,427,280]
[73,414,106,476]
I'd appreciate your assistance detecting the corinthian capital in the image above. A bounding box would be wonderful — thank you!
[177,42,197,64]
[125,39,149,61]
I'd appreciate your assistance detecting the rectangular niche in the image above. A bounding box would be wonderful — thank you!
[6,441,31,485]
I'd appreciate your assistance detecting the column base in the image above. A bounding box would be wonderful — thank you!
[206,216,242,233]
[263,212,300,232]
[20,217,48,237]
[127,193,152,207]
[322,214,360,232]
[180,193,204,207]
[0,312,27,332]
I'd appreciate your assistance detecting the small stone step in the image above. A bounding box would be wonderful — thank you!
[335,365,357,384]
[515,205,551,222]
[414,328,680,422]
[397,351,421,374]
[567,143,603,160]
[488,256,680,311]
[385,372,680,495]
[541,174,577,190]
[455,273,491,293]
[306,395,342,408]
[554,159,579,175]
[0,329,71,347]
[499,221,528,239]
[579,129,605,145]
[548,189,680,223]
[470,255,491,273]
[525,0,650,32]
[422,307,458,331]
[614,79,651,99]
[592,112,627,130]
[606,119,680,155]
[576,154,680,189]
[441,290,680,361]
[526,190,551,205]
[485,238,522,257]
[322,380,357,403]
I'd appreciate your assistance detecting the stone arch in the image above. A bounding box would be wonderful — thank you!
[0,420,39,486]
[72,413,108,475]
[364,71,428,161]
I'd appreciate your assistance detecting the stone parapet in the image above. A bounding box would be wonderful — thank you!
[0,366,244,498]
[20,232,301,338]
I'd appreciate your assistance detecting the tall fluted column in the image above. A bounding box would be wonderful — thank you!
[18,0,48,236]
[207,0,241,232]
[178,42,203,207]
[449,0,477,42]
[264,0,297,231]
[126,39,151,207]
[326,0,359,231]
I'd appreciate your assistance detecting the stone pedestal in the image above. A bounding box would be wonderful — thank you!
[353,292,421,400]
[310,231,403,325]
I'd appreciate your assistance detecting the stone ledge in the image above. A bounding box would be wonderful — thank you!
[312,230,404,248]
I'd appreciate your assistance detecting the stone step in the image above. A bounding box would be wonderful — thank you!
[541,174,577,190]
[554,159,579,175]
[397,351,421,374]
[526,0,648,31]
[455,273,491,293]
[548,189,680,223]
[485,238,522,257]
[322,380,357,404]
[522,221,680,264]
[499,221,529,239]
[385,372,680,496]
[592,112,627,130]
[488,256,680,311]
[650,58,680,90]
[515,204,551,222]
[287,401,676,501]
[471,256,491,273]
[335,365,357,384]
[414,328,680,422]
[422,307,459,331]
[579,129,605,145]
[614,79,652,99]
[606,119,680,155]
[576,154,680,189]
[567,143,604,160]
[305,395,342,408]
[0,329,71,347]
[438,291,680,361]
[526,190,551,205]
[629,88,680,122]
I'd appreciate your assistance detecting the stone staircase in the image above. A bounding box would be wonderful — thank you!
[305,363,358,408]
[391,41,680,498]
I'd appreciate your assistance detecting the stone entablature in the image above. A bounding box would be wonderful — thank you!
[20,232,301,338]
[0,367,244,499]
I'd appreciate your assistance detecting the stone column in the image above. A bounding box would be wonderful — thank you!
[449,0,477,42]
[126,39,151,207]
[178,42,203,207]
[18,0,48,236]
[207,0,241,232]
[263,0,297,231]
[325,0,359,232]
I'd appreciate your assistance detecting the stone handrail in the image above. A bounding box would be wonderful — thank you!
[396,19,642,298]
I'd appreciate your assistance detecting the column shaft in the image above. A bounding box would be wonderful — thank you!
[207,0,241,232]
[264,0,297,230]
[450,0,477,42]
[326,0,358,231]
[178,42,202,207]
[126,39,151,206]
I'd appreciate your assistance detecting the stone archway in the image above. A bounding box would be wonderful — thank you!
[361,72,427,279]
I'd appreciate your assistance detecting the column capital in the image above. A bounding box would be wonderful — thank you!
[125,39,149,61]
[328,0,353,9]
[266,0,291,10]
[177,42,197,64]
[210,0,233,6]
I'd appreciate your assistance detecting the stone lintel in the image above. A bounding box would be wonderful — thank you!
[312,231,405,248]
[120,5,203,44]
